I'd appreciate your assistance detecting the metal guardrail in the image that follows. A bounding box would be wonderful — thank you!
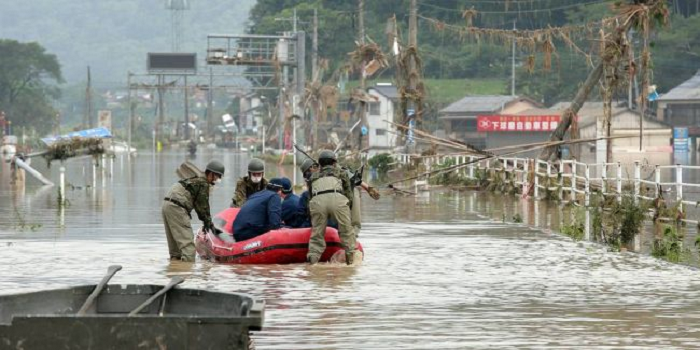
[392,153,699,224]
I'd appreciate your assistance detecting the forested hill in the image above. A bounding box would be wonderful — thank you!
[248,0,700,105]
[0,0,255,84]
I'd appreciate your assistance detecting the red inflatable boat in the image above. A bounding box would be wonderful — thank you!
[195,208,364,264]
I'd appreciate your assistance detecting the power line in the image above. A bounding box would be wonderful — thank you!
[417,0,613,15]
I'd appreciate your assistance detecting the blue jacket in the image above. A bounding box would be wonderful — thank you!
[233,189,282,241]
[281,193,300,227]
[296,191,338,229]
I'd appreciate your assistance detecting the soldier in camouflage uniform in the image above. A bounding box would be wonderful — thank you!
[231,158,268,208]
[162,160,224,261]
[306,150,355,265]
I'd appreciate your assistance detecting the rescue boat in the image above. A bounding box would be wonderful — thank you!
[195,208,363,264]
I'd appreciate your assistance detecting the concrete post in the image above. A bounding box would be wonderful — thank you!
[584,164,590,206]
[676,164,683,204]
[59,166,66,205]
[571,161,577,203]
[534,160,540,199]
[634,161,641,203]
[616,162,622,203]
[469,156,475,179]
[601,163,607,195]
[655,165,661,199]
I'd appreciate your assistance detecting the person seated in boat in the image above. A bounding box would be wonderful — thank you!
[232,177,284,241]
[162,160,224,261]
[230,158,268,208]
[279,177,301,227]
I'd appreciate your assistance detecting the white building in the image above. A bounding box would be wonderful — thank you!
[366,84,399,154]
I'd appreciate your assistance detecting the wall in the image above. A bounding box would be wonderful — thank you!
[366,91,396,150]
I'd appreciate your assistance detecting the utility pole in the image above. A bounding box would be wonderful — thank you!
[184,75,190,140]
[355,0,370,151]
[312,8,319,149]
[207,67,214,138]
[408,0,419,130]
[157,74,165,144]
[312,8,318,82]
[127,71,132,152]
[511,21,516,97]
[84,66,93,128]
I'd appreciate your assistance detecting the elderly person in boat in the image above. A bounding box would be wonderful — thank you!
[232,177,284,241]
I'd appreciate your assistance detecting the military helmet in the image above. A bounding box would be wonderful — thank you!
[318,150,337,161]
[248,158,265,173]
[299,158,317,173]
[205,160,225,176]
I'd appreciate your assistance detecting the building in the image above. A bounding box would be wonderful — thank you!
[481,108,562,154]
[439,95,540,148]
[366,84,399,153]
[657,70,700,138]
[552,102,672,155]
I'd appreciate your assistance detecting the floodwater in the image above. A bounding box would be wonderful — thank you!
[2,151,700,349]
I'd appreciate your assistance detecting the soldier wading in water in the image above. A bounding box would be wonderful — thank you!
[306,150,356,265]
[162,160,224,261]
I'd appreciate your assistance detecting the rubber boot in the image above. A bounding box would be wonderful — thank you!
[345,252,354,265]
[307,255,319,265]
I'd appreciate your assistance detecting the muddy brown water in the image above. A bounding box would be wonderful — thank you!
[2,150,700,349]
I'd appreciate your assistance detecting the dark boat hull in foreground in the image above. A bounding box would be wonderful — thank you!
[0,284,264,350]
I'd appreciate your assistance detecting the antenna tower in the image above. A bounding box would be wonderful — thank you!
[166,0,189,52]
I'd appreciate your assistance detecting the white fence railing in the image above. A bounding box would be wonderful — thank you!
[392,153,700,224]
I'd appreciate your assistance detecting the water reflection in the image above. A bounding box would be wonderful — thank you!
[1,151,700,348]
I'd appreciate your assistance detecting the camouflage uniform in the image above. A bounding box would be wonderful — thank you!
[162,176,213,261]
[307,165,354,263]
[230,176,268,208]
[343,167,363,236]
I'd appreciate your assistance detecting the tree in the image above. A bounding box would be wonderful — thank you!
[0,39,63,134]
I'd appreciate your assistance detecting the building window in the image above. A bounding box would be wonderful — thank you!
[451,119,477,132]
[375,128,387,136]
[368,102,381,115]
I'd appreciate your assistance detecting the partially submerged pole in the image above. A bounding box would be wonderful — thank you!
[13,157,54,186]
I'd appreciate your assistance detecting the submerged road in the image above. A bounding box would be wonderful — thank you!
[1,151,700,349]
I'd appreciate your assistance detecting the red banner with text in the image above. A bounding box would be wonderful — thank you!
[477,115,561,132]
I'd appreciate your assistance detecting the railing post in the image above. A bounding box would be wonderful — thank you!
[469,156,475,179]
[558,161,564,201]
[616,162,622,203]
[584,164,590,206]
[534,160,540,199]
[601,163,607,195]
[654,165,661,199]
[571,161,577,203]
[634,161,641,204]
[676,164,683,206]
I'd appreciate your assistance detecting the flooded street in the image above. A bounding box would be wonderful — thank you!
[2,151,700,349]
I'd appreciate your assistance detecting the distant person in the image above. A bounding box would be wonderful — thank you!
[279,177,301,227]
[162,160,224,261]
[232,177,284,242]
[306,150,355,265]
[231,158,268,207]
